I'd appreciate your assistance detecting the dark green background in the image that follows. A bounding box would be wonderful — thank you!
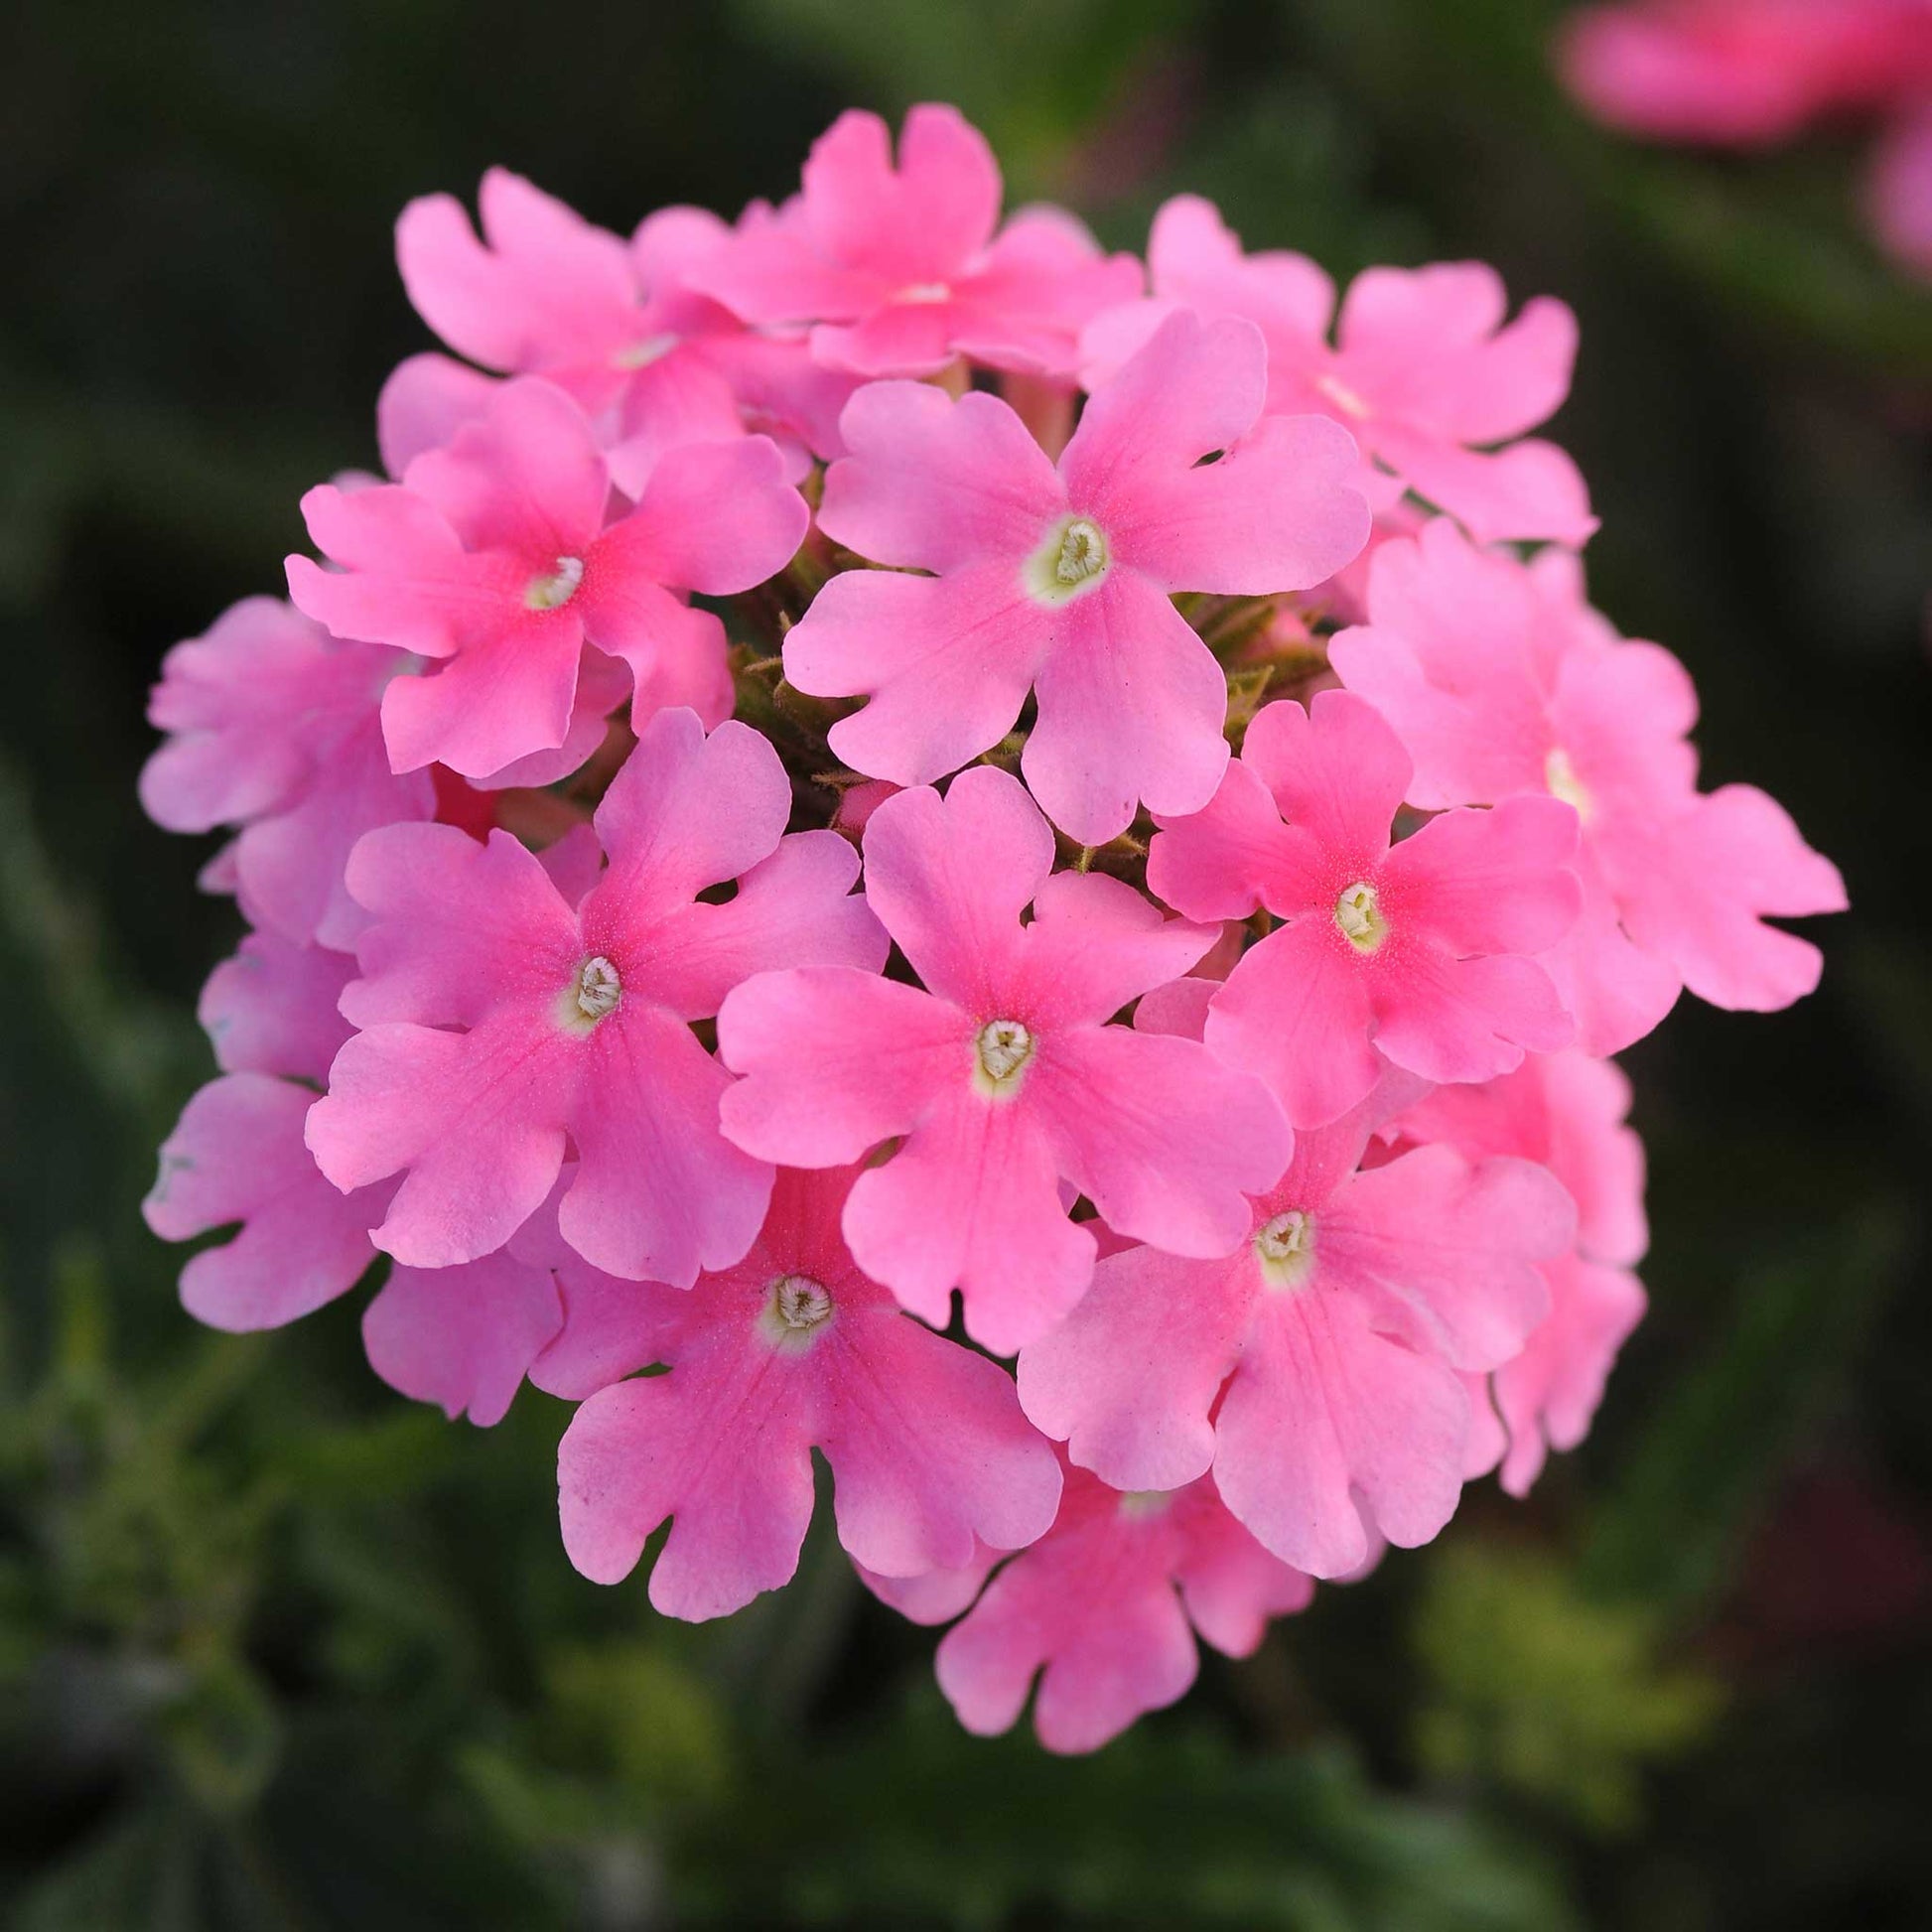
[4,1,1929,1925]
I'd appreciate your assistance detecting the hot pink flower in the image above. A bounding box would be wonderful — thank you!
[1018,1084,1571,1578]
[784,311,1369,842]
[139,597,435,951]
[557,1165,1062,1621]
[1082,197,1594,547]
[717,766,1293,1353]
[1391,1051,1649,1494]
[306,708,887,1283]
[287,377,806,779]
[1148,689,1581,1131]
[932,1458,1313,1753]
[688,105,1143,381]
[393,169,858,485]
[1327,519,1847,1052]
[1559,0,1932,144]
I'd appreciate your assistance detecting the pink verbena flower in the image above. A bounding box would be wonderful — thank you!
[1559,0,1932,144]
[784,310,1369,843]
[716,766,1293,1353]
[1868,101,1932,275]
[1018,1082,1571,1578]
[391,169,858,485]
[287,376,807,779]
[1390,1051,1649,1495]
[687,104,1143,381]
[1082,197,1594,547]
[139,597,434,951]
[556,1164,1062,1621]
[199,926,354,1081]
[1148,688,1582,1132]
[931,1458,1313,1753]
[306,707,887,1283]
[1327,518,1848,1051]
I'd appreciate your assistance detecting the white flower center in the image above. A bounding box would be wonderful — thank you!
[574,955,621,1022]
[1254,1210,1315,1290]
[525,554,585,612]
[771,1274,833,1332]
[894,282,952,304]
[614,332,681,369]
[973,1018,1035,1096]
[1023,514,1111,606]
[1334,882,1387,953]
[1314,371,1372,419]
[1545,748,1593,822]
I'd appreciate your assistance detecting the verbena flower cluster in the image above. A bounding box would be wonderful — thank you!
[142,105,1846,1753]
[1560,0,1932,278]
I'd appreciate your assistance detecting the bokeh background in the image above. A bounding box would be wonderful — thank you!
[4,1,1930,1925]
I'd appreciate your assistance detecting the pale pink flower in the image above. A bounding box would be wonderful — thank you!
[933,1458,1313,1753]
[392,169,859,484]
[1559,0,1932,144]
[1018,1082,1571,1578]
[557,1165,1062,1621]
[1082,197,1594,547]
[717,766,1293,1353]
[688,105,1143,380]
[784,311,1368,842]
[1148,689,1581,1131]
[139,597,434,951]
[1328,519,1847,1052]
[306,708,887,1284]
[1391,1051,1649,1494]
[287,377,806,779]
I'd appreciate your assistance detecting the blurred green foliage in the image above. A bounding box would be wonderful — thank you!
[4,0,1931,1925]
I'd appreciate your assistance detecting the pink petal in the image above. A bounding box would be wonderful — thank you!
[858,767,1054,1008]
[1320,1145,1568,1371]
[632,830,885,1022]
[1204,919,1382,1131]
[563,1003,773,1286]
[558,1357,816,1618]
[854,1545,1000,1625]
[580,579,733,737]
[840,1087,1095,1350]
[588,710,791,924]
[1023,569,1231,844]
[1242,691,1411,876]
[717,966,968,1168]
[1213,1287,1470,1577]
[817,381,1066,572]
[1032,1025,1292,1258]
[788,563,1047,787]
[592,434,805,595]
[146,1073,382,1331]
[199,930,354,1081]
[1018,1244,1250,1493]
[1368,945,1575,1086]
[308,1013,575,1268]
[1379,794,1582,958]
[822,1308,1063,1577]
[1017,871,1220,1031]
[362,1250,563,1426]
[1366,426,1597,548]
[1173,1489,1316,1653]
[341,823,580,1030]
[1146,757,1316,922]
[375,352,500,478]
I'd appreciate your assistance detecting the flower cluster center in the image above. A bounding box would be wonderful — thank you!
[974,1018,1035,1094]
[526,554,586,612]
[1255,1209,1315,1289]
[574,955,622,1022]
[1334,882,1387,953]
